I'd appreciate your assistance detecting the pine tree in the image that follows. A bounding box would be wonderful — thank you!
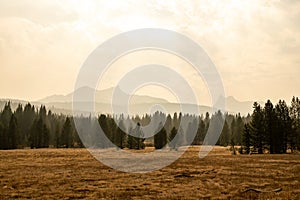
[0,122,4,149]
[242,124,251,154]
[98,114,111,148]
[275,100,292,153]
[127,122,145,150]
[176,126,185,147]
[136,122,145,149]
[290,97,300,150]
[169,126,178,150]
[115,120,127,149]
[127,125,135,149]
[54,123,60,148]
[164,114,172,136]
[40,123,49,148]
[194,117,205,145]
[185,118,198,145]
[219,120,230,146]
[0,103,12,150]
[61,117,72,148]
[8,114,18,149]
[23,103,36,146]
[264,100,276,154]
[1,102,12,127]
[14,104,23,146]
[39,105,47,121]
[173,112,178,129]
[204,112,210,137]
[250,102,264,154]
[108,117,117,147]
[233,114,244,145]
[29,119,37,148]
[154,122,167,149]
[29,117,49,148]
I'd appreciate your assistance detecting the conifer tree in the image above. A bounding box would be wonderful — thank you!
[0,122,4,149]
[61,117,72,148]
[169,126,178,150]
[275,100,292,153]
[135,122,145,149]
[219,120,230,146]
[8,114,18,149]
[127,125,135,149]
[264,100,276,154]
[242,124,251,154]
[128,122,145,150]
[115,120,127,149]
[233,114,244,145]
[250,102,264,154]
[194,117,205,145]
[154,122,167,149]
[290,97,300,150]
[23,103,35,145]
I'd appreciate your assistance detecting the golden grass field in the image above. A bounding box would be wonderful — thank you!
[0,146,300,199]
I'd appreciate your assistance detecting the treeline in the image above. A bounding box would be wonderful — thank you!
[0,97,300,154]
[0,102,234,150]
[241,97,300,154]
[0,103,82,149]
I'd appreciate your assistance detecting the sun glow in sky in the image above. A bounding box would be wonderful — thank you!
[0,0,299,105]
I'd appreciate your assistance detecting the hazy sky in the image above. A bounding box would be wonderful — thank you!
[0,0,299,105]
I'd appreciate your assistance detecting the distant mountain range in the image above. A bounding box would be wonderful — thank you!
[0,87,261,116]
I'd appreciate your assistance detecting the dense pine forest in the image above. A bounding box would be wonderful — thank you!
[0,97,300,154]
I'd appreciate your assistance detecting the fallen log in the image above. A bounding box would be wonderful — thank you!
[242,188,282,193]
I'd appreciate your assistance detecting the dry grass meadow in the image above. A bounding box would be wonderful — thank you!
[0,146,300,199]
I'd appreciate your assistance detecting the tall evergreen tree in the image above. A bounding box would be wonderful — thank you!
[61,117,72,148]
[0,122,4,149]
[115,120,127,149]
[127,125,135,149]
[164,114,172,136]
[29,117,49,148]
[14,104,23,146]
[275,100,292,153]
[193,117,205,145]
[127,122,144,150]
[54,123,60,148]
[290,97,300,150]
[242,123,251,154]
[133,122,145,149]
[29,119,37,148]
[110,117,118,147]
[169,126,178,150]
[98,114,111,148]
[204,112,210,137]
[8,114,18,149]
[233,114,244,145]
[154,122,167,149]
[39,105,47,121]
[173,112,178,129]
[264,100,276,154]
[250,102,264,154]
[1,102,12,126]
[0,102,12,150]
[185,118,198,145]
[40,123,49,148]
[22,103,36,145]
[219,120,230,146]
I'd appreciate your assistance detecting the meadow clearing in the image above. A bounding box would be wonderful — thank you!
[0,146,299,199]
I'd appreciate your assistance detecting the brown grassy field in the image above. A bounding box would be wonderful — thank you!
[0,146,300,199]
